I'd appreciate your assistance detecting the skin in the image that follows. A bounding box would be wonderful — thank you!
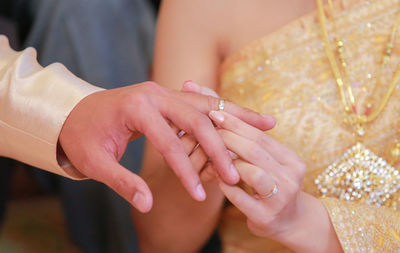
[59,81,275,213]
[133,0,344,252]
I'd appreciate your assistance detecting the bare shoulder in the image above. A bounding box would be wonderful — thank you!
[158,0,293,59]
[153,0,235,90]
[154,0,316,88]
[157,0,271,60]
[158,0,231,38]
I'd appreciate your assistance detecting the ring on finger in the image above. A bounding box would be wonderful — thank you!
[188,143,200,156]
[257,183,279,199]
[218,98,225,111]
[177,130,186,138]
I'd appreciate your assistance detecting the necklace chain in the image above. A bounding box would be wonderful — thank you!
[317,0,400,136]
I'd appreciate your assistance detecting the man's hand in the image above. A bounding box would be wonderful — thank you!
[59,81,275,213]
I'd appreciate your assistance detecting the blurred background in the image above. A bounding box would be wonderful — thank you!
[0,0,160,252]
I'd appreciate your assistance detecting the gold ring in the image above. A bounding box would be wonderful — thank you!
[258,183,278,199]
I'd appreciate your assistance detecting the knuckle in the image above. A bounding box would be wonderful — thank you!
[246,145,266,163]
[124,91,150,109]
[285,176,301,196]
[140,81,167,96]
[251,169,268,187]
[112,176,131,196]
[295,161,307,178]
[256,134,270,148]
[143,81,160,90]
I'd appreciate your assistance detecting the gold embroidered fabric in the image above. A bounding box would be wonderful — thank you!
[218,0,400,252]
[322,197,400,252]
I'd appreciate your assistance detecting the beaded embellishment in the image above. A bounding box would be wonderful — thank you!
[315,143,400,207]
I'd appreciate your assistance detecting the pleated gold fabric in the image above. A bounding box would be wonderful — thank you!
[218,0,400,251]
[0,35,103,179]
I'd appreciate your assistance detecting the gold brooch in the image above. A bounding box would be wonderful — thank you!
[315,143,400,207]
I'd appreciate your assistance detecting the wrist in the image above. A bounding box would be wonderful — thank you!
[273,193,343,253]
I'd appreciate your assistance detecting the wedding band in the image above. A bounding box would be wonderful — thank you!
[259,183,279,199]
[218,98,225,111]
[177,130,186,138]
[188,143,200,156]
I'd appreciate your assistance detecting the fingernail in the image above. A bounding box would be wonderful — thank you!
[209,111,224,124]
[230,164,240,183]
[262,115,276,126]
[132,192,148,213]
[263,114,275,121]
[262,114,273,119]
[183,80,199,89]
[196,184,206,201]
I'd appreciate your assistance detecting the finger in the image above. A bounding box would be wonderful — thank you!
[189,145,208,173]
[199,162,217,182]
[89,153,153,213]
[142,108,206,201]
[234,159,275,197]
[218,179,264,222]
[161,100,240,185]
[180,134,198,154]
[217,129,283,175]
[182,80,219,98]
[209,110,298,166]
[172,82,276,131]
[169,123,181,134]
[228,150,239,159]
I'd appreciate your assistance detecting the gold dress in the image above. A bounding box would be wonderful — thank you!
[219,0,400,252]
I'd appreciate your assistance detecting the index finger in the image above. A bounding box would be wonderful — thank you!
[161,99,240,185]
[209,110,299,166]
[140,107,207,202]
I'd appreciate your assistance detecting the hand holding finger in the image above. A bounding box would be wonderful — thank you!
[160,99,240,185]
[140,107,206,201]
[175,81,276,131]
[233,159,277,198]
[209,110,300,167]
[217,178,265,223]
[216,128,283,176]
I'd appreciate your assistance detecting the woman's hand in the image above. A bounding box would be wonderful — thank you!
[209,110,306,237]
[209,110,344,253]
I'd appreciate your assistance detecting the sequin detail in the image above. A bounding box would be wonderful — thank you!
[219,0,400,252]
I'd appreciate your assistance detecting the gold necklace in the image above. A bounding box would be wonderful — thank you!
[314,0,400,209]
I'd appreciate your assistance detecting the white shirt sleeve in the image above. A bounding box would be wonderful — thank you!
[0,35,104,179]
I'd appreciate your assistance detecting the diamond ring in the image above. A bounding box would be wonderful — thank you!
[218,98,225,111]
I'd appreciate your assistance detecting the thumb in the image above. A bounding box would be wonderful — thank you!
[90,154,153,213]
